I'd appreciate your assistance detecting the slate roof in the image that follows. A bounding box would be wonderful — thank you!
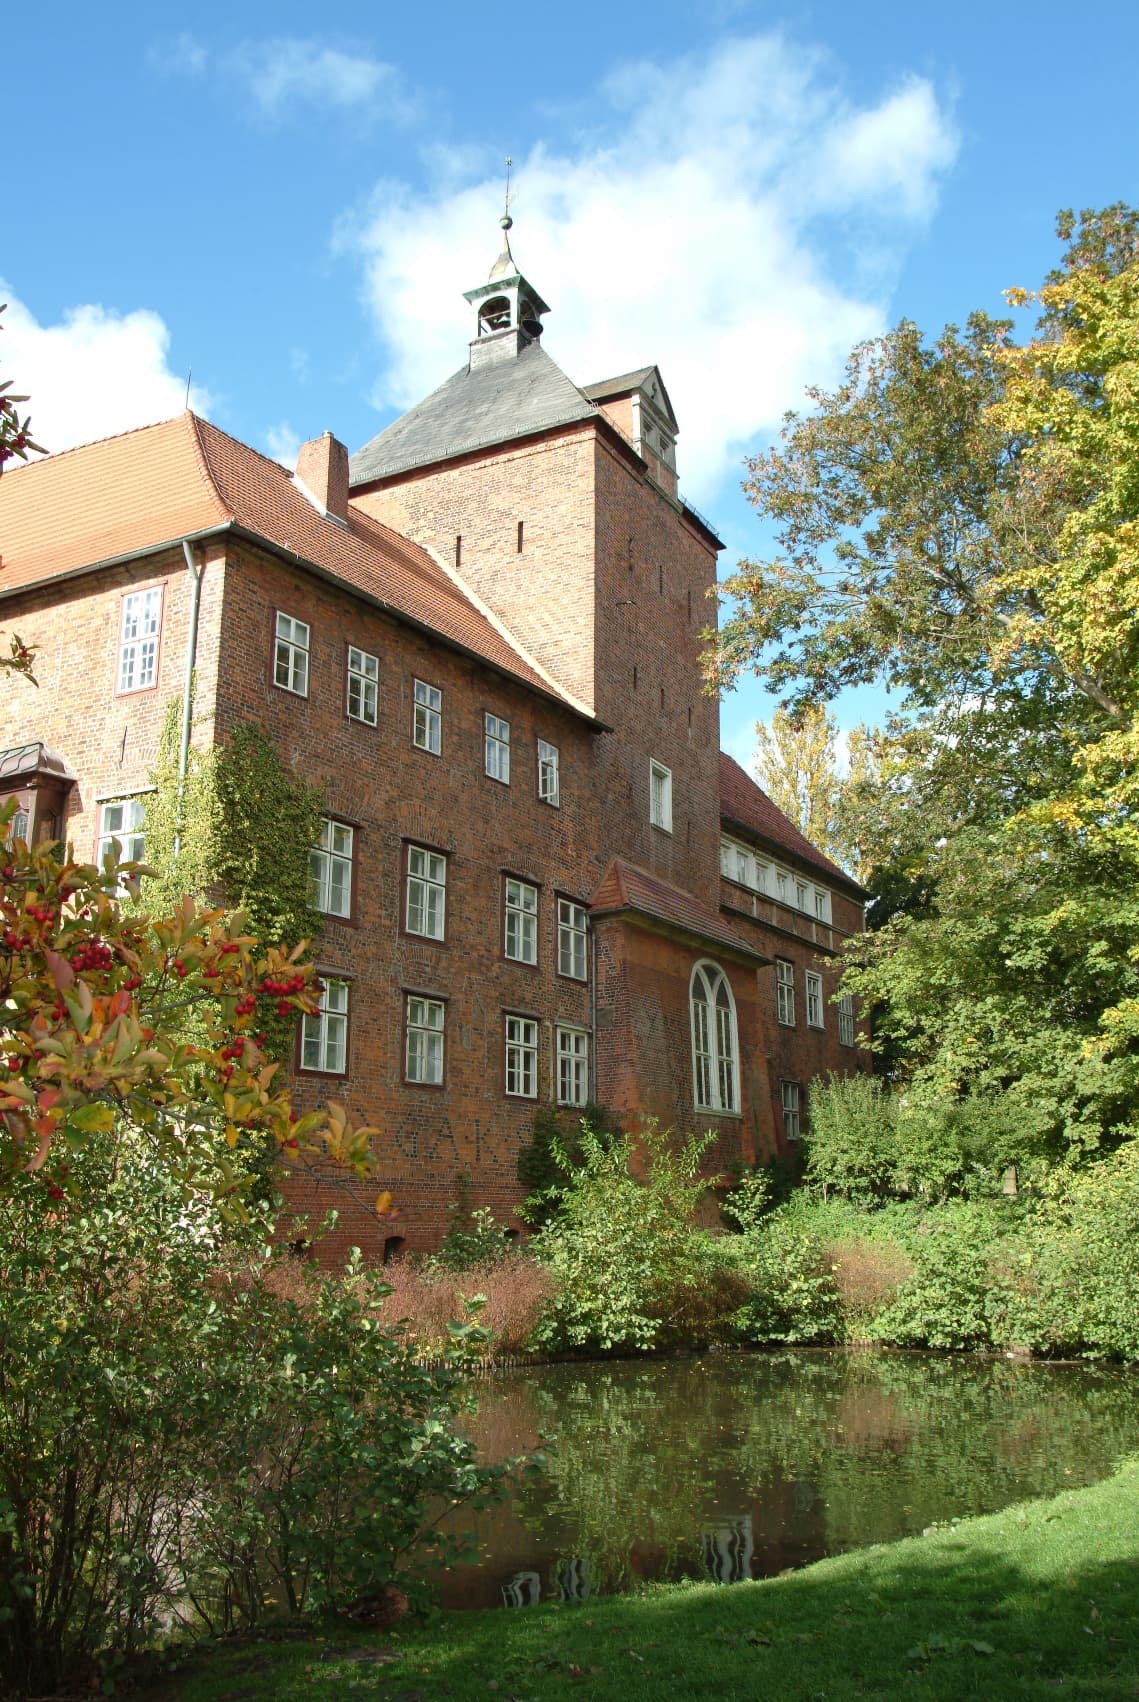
[0,413,584,712]
[349,340,598,487]
[590,856,765,962]
[719,752,863,893]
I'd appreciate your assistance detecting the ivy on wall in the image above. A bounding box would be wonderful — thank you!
[143,704,326,1061]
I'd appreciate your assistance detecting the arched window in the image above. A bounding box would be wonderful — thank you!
[690,961,739,1113]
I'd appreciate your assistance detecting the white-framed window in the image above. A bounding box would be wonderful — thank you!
[98,797,147,878]
[719,837,733,877]
[7,806,29,844]
[538,739,560,806]
[796,879,809,912]
[413,679,442,753]
[274,611,310,696]
[406,845,446,939]
[557,1026,590,1107]
[776,959,795,1026]
[690,960,739,1114]
[782,1080,801,1141]
[557,899,588,981]
[775,868,790,903]
[301,978,349,1074]
[405,995,444,1084]
[813,887,831,924]
[806,970,824,1029]
[650,758,672,832]
[485,713,511,783]
[346,646,378,725]
[505,1014,539,1098]
[118,587,162,693]
[505,877,538,964]
[309,819,353,919]
[838,993,855,1047]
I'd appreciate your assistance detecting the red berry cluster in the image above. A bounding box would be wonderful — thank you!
[69,940,113,973]
[258,971,308,1020]
[24,903,56,927]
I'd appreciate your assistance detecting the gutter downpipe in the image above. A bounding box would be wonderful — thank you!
[175,540,205,859]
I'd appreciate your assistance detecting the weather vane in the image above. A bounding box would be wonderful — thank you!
[502,156,513,230]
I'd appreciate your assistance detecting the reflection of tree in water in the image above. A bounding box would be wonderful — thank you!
[729,1352,1139,1550]
[511,1362,724,1591]
[453,1352,1139,1599]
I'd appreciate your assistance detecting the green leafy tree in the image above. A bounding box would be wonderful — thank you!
[709,207,1139,1152]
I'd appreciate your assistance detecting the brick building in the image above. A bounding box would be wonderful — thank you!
[0,227,868,1255]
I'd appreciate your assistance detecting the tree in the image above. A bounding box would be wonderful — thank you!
[709,207,1139,1151]
[753,705,842,860]
[0,810,381,1206]
[0,304,42,477]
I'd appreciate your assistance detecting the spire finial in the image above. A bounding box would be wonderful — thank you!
[501,155,513,231]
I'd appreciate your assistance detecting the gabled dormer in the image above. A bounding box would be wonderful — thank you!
[582,365,679,497]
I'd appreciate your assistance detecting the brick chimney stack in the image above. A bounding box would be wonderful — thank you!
[295,432,349,522]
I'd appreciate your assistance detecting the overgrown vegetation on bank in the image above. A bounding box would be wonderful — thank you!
[382,1088,1139,1365]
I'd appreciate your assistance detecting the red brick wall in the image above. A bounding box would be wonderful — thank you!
[592,913,771,1174]
[0,542,226,855]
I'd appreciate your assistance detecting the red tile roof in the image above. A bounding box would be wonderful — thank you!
[590,856,764,961]
[718,752,861,891]
[0,414,584,713]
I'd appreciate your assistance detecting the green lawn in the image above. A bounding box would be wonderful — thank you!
[162,1459,1139,1700]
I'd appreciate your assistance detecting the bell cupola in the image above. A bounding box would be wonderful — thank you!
[464,212,550,370]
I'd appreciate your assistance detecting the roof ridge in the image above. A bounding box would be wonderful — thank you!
[1,411,187,476]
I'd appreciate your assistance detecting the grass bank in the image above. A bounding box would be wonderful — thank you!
[163,1457,1139,1700]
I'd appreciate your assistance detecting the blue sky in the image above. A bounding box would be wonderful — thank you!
[6,0,1136,765]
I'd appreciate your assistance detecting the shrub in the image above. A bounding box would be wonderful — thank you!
[803,1073,897,1200]
[825,1236,915,1330]
[1019,1141,1139,1359]
[731,1209,843,1344]
[516,1103,623,1227]
[528,1120,719,1353]
[381,1253,552,1358]
[869,1202,1013,1349]
[422,1174,513,1274]
[0,1148,497,1698]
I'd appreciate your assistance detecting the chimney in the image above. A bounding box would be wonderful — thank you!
[294,432,349,523]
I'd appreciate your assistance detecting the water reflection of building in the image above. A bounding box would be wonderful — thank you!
[501,1570,542,1608]
[557,1557,591,1601]
[701,1515,755,1584]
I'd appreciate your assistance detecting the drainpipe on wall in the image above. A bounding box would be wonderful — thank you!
[174,539,205,859]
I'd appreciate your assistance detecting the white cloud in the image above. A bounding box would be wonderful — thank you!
[263,422,301,470]
[0,288,210,456]
[146,31,207,77]
[341,34,957,502]
[229,37,414,121]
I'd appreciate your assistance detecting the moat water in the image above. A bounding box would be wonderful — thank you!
[433,1349,1139,1609]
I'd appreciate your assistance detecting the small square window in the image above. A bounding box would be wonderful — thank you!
[347,646,379,725]
[486,713,511,783]
[557,899,588,980]
[406,995,444,1084]
[538,739,560,806]
[274,612,310,696]
[413,679,442,753]
[505,877,538,964]
[406,845,446,939]
[309,819,354,919]
[838,993,855,1047]
[557,1027,589,1107]
[301,979,349,1074]
[118,587,162,693]
[505,1014,539,1098]
[649,759,672,832]
[776,959,795,1026]
[806,970,824,1029]
[781,1079,801,1141]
